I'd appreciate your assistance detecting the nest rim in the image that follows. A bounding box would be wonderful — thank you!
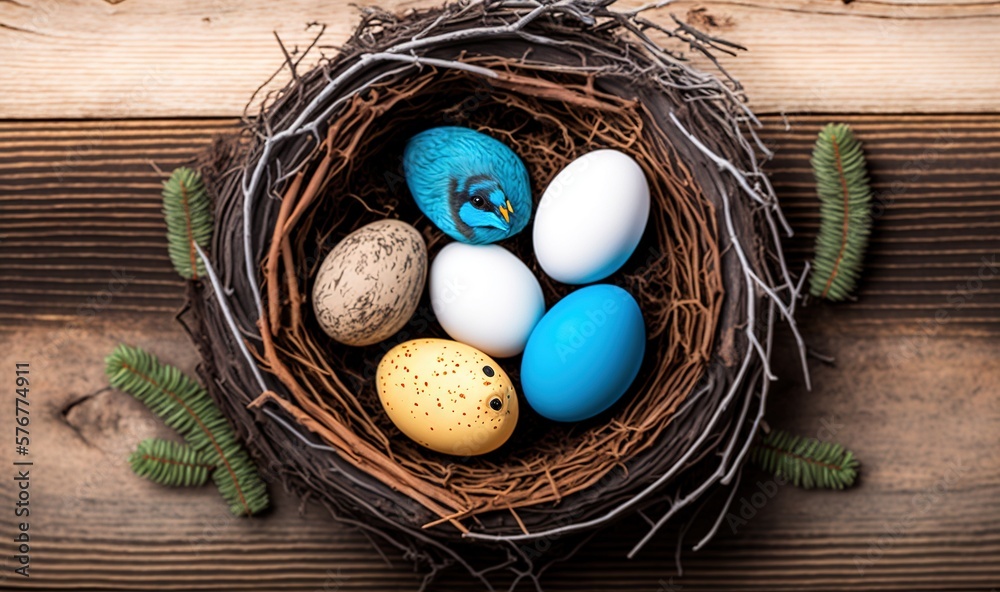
[184,0,806,587]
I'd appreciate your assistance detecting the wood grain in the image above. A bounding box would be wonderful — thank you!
[2,115,998,334]
[1,319,996,590]
[762,114,1000,335]
[1,0,999,118]
[0,120,226,325]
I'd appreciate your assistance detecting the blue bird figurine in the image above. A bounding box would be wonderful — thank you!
[403,127,532,245]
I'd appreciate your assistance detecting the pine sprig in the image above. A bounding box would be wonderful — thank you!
[129,439,214,487]
[749,429,859,490]
[162,167,213,280]
[809,123,873,301]
[106,344,269,516]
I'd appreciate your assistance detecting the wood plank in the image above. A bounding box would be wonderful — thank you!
[760,114,1000,335]
[2,115,999,334]
[1,0,999,118]
[0,120,233,324]
[1,320,996,590]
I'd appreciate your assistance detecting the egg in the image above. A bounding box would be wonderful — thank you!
[312,220,427,346]
[430,243,545,358]
[520,284,645,422]
[533,150,650,284]
[376,338,519,455]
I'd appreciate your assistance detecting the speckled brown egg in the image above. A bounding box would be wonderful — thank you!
[376,338,519,456]
[312,220,427,346]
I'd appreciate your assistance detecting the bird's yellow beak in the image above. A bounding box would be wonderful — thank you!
[506,199,514,214]
[499,204,511,223]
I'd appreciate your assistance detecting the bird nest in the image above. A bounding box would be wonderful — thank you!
[182,0,806,588]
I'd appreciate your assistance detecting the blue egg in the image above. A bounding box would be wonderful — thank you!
[520,284,646,422]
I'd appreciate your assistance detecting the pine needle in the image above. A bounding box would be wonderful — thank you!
[129,439,214,487]
[749,429,859,490]
[809,123,873,301]
[162,167,213,280]
[106,344,269,516]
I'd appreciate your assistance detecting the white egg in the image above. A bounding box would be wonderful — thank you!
[533,149,650,284]
[430,243,545,358]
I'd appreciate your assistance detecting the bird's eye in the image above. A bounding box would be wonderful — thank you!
[489,397,503,411]
[482,365,495,377]
[470,195,486,208]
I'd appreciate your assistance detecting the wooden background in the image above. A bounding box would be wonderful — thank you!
[1,1,998,590]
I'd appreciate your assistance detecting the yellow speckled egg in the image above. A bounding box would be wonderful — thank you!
[376,338,519,456]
